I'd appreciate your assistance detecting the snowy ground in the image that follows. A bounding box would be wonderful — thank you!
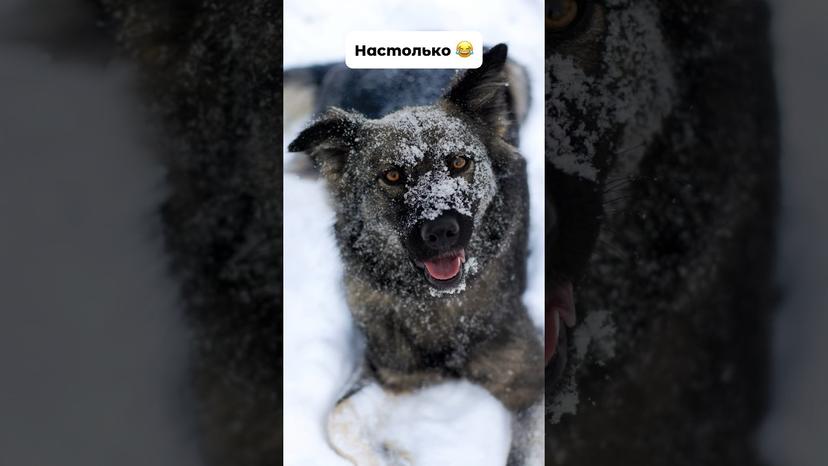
[282,0,545,464]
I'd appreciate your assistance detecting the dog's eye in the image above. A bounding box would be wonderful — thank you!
[449,156,470,174]
[381,168,403,185]
[546,0,580,31]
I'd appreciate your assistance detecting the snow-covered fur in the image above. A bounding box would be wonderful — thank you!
[545,1,778,464]
[289,45,543,463]
[95,1,282,465]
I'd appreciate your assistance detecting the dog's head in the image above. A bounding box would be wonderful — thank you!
[289,45,522,297]
[544,0,676,368]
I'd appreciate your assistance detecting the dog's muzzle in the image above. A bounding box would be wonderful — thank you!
[408,212,473,289]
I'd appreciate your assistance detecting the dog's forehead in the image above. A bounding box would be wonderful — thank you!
[361,107,486,168]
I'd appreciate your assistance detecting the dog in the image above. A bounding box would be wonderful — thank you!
[544,0,778,464]
[92,1,283,464]
[288,44,544,464]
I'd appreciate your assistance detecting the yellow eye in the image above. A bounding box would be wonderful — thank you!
[383,169,402,184]
[449,156,469,173]
[546,0,578,30]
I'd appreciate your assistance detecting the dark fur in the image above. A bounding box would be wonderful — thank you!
[95,1,282,465]
[289,45,543,462]
[545,1,778,464]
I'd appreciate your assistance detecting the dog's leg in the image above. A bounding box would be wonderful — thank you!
[464,312,544,411]
[464,312,544,464]
[327,366,405,466]
[506,401,544,466]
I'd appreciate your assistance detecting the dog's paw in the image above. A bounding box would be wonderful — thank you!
[327,381,512,466]
[327,383,399,466]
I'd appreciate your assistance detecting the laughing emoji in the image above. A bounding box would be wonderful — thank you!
[456,41,473,58]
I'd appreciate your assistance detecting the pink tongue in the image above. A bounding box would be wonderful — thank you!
[424,256,462,280]
[545,311,560,364]
[545,281,577,365]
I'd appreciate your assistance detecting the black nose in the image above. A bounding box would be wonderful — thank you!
[420,215,460,251]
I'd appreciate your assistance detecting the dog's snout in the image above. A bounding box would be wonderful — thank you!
[420,215,460,250]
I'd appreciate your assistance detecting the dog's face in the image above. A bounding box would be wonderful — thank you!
[544,0,676,365]
[289,45,520,298]
[363,107,497,292]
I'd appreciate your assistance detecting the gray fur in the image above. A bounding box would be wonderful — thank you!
[95,1,282,465]
[546,1,778,464]
[289,45,543,462]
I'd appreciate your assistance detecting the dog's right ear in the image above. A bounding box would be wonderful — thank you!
[444,43,510,137]
[288,108,364,181]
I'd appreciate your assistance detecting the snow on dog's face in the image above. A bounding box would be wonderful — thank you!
[360,107,496,292]
[545,0,676,366]
[289,45,520,298]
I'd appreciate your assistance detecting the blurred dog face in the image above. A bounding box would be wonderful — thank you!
[544,0,676,365]
[289,45,521,297]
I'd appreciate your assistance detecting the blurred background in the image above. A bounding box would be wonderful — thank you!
[760,1,828,464]
[0,1,200,465]
[0,0,825,465]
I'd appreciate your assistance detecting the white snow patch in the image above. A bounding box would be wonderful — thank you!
[328,381,512,466]
[547,372,579,425]
[573,310,617,364]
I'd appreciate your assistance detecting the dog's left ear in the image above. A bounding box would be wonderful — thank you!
[287,108,364,182]
[444,43,510,137]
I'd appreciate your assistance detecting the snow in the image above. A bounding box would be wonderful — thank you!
[376,107,486,168]
[545,1,675,182]
[283,0,545,464]
[328,381,513,466]
[367,107,495,227]
[572,310,616,364]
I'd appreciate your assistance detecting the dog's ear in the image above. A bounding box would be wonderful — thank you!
[444,43,510,137]
[288,108,364,181]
